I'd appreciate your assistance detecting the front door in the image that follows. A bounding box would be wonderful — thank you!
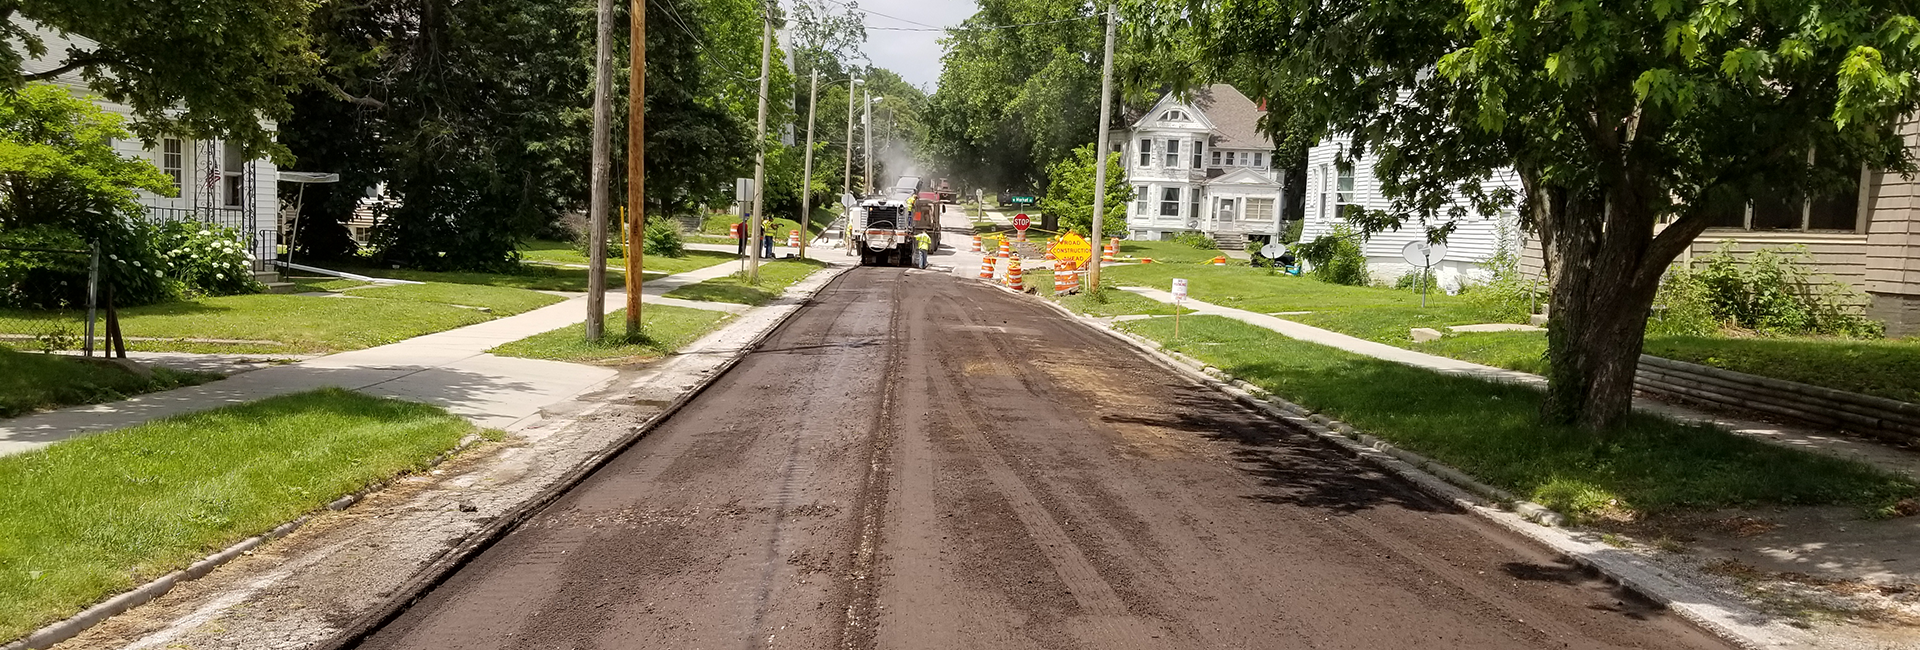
[1217,198,1237,227]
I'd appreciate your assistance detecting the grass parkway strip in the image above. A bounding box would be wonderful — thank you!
[0,388,481,641]
[490,305,736,364]
[0,346,222,418]
[662,258,829,306]
[1114,315,1917,520]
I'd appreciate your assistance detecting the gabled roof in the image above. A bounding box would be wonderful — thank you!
[1207,166,1278,186]
[1130,93,1216,133]
[1128,84,1273,151]
[1191,84,1270,150]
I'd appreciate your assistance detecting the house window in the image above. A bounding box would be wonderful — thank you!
[1193,140,1204,169]
[1704,154,1864,232]
[1139,139,1152,167]
[1336,165,1355,215]
[1190,192,1200,222]
[1244,197,1276,223]
[222,143,245,207]
[1218,198,1237,222]
[1317,164,1330,221]
[161,139,183,192]
[1160,187,1181,216]
[1164,139,1181,168]
[1254,152,1265,168]
[1163,110,1187,121]
[1135,185,1148,215]
[1211,150,1221,166]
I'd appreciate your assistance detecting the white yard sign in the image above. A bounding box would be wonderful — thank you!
[1172,278,1188,301]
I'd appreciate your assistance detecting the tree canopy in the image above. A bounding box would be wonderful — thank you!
[1125,0,1920,428]
[1043,144,1129,238]
[3,0,316,159]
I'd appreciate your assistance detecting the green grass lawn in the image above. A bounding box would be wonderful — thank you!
[0,388,478,640]
[1287,303,1514,345]
[515,242,737,276]
[341,282,564,316]
[1412,330,1550,375]
[0,346,222,417]
[490,305,734,364]
[1115,239,1230,264]
[0,293,509,354]
[1644,336,1920,403]
[332,263,617,293]
[1120,316,1917,519]
[699,210,838,244]
[1100,263,1468,314]
[663,259,828,306]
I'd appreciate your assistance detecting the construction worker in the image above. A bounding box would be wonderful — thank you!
[736,212,750,257]
[914,231,932,269]
[761,216,775,258]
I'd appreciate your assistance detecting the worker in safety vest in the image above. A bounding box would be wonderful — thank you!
[914,232,932,269]
[761,217,775,258]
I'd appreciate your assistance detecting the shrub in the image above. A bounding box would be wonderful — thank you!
[1394,270,1440,293]
[1296,225,1370,286]
[1281,218,1304,244]
[1650,243,1881,338]
[0,221,181,309]
[1172,231,1217,250]
[154,222,263,297]
[643,219,686,258]
[1465,220,1546,322]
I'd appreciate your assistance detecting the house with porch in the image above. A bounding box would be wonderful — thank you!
[1120,85,1287,250]
[19,21,284,276]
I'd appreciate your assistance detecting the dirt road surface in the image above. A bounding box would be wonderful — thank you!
[356,267,1734,650]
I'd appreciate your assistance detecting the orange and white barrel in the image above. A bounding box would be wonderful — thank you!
[980,256,996,280]
[1007,257,1024,291]
[970,235,982,253]
[1102,238,1117,262]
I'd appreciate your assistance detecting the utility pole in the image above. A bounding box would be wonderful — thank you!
[843,78,859,197]
[863,90,874,195]
[1086,6,1117,290]
[624,0,645,336]
[585,0,615,341]
[800,70,819,258]
[748,13,772,284]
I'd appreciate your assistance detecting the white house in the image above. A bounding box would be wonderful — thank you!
[1121,85,1287,250]
[19,21,283,271]
[1298,134,1525,290]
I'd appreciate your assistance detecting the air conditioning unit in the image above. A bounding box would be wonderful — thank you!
[1187,219,1199,228]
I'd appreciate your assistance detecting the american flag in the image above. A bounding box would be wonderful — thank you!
[205,144,221,189]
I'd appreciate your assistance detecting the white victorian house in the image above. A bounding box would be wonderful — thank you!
[1299,134,1525,291]
[1120,85,1286,249]
[19,21,284,272]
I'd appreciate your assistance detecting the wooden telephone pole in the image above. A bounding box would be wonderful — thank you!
[1085,7,1117,290]
[799,70,819,258]
[585,0,615,341]
[625,0,645,335]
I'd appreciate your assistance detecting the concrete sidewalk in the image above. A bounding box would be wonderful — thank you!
[1118,287,1920,483]
[0,260,747,457]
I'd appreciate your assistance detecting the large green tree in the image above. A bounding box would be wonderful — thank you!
[1043,144,1128,237]
[1130,0,1920,429]
[924,0,1111,195]
[2,0,317,158]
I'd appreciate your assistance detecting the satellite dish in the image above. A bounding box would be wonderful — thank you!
[1401,241,1447,267]
[1260,242,1287,259]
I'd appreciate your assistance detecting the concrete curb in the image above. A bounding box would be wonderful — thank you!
[311,263,853,650]
[0,432,489,650]
[1012,286,1807,650]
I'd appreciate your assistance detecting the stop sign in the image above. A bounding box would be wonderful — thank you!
[1013,213,1031,231]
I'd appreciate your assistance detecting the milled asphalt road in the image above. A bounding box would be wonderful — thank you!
[353,261,1734,649]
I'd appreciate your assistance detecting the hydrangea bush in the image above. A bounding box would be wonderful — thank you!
[154,222,263,296]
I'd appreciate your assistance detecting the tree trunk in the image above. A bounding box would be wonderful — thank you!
[1535,180,1666,430]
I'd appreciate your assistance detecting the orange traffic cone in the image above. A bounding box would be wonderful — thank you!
[787,229,801,247]
[979,256,996,280]
[1007,256,1024,291]
[999,238,1012,258]
[970,235,982,253]
[1102,238,1117,262]
[1210,255,1227,266]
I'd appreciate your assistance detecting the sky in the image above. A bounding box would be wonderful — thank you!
[799,0,979,91]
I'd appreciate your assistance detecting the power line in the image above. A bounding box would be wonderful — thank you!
[860,13,1106,33]
[814,0,943,29]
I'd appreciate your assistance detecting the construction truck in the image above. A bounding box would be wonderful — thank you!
[852,177,943,266]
